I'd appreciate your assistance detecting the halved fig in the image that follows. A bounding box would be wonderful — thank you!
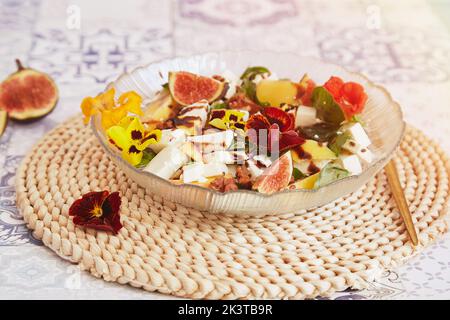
[252,151,293,194]
[168,71,226,106]
[0,59,58,121]
[0,110,7,138]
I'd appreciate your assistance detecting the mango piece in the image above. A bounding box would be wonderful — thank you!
[292,173,320,190]
[256,80,298,106]
[292,140,337,162]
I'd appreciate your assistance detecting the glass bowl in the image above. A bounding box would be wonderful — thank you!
[91,51,405,215]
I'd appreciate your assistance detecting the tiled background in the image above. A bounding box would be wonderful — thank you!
[0,0,449,299]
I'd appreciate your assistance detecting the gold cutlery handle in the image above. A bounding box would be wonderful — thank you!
[385,159,419,246]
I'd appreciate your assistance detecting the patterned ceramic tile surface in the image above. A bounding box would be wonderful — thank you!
[0,0,449,299]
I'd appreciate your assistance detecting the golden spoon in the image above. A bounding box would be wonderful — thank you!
[385,159,419,246]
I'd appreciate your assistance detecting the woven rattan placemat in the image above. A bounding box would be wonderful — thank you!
[16,116,450,299]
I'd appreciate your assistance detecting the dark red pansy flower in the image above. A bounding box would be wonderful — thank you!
[263,107,294,131]
[69,191,122,234]
[246,108,304,153]
[323,76,367,117]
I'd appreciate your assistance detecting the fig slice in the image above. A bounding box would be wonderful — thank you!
[0,59,58,121]
[0,110,7,138]
[168,71,226,106]
[252,151,293,194]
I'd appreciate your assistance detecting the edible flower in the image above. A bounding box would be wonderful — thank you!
[245,107,304,152]
[81,88,143,130]
[296,74,316,106]
[69,190,122,234]
[323,76,367,117]
[209,109,247,131]
[107,116,161,166]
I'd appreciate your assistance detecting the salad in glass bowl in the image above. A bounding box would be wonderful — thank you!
[83,65,376,195]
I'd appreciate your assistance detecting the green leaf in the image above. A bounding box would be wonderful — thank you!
[162,82,169,90]
[350,114,365,126]
[239,66,271,104]
[211,101,228,110]
[292,167,306,181]
[328,132,351,155]
[297,122,340,142]
[135,149,156,168]
[240,66,271,80]
[311,87,345,125]
[314,163,350,188]
[241,79,258,102]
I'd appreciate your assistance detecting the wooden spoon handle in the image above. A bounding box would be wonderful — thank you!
[385,159,419,246]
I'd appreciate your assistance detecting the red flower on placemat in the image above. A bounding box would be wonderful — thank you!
[69,191,122,234]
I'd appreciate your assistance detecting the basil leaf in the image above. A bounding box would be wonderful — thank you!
[240,66,271,80]
[211,101,228,110]
[241,79,258,102]
[314,163,350,188]
[298,122,340,142]
[239,66,271,104]
[328,132,351,155]
[136,149,156,168]
[311,87,345,125]
[162,82,169,90]
[350,114,365,126]
[292,167,306,181]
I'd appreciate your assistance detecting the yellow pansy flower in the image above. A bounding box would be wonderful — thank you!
[81,88,143,130]
[106,117,161,166]
[209,109,246,131]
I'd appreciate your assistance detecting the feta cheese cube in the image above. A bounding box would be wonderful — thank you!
[187,130,234,147]
[143,145,189,179]
[357,147,374,164]
[182,162,228,183]
[295,106,317,128]
[246,160,264,180]
[148,128,186,153]
[222,70,240,100]
[202,162,228,177]
[342,138,361,154]
[343,122,371,148]
[253,154,272,167]
[203,150,248,164]
[338,154,362,175]
[177,100,209,127]
[180,142,203,163]
[182,163,206,183]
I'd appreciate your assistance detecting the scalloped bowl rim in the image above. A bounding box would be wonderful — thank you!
[92,50,405,200]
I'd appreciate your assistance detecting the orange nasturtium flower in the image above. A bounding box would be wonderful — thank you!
[81,88,143,130]
[107,116,161,166]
